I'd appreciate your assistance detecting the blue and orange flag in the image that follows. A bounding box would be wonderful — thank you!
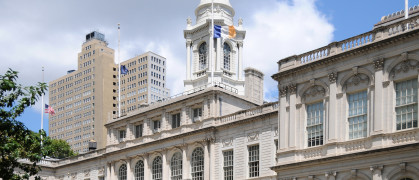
[214,25,236,39]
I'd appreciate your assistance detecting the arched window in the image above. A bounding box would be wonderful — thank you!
[199,42,207,70]
[134,160,144,180]
[152,156,162,180]
[400,178,413,180]
[223,43,231,70]
[191,147,204,180]
[170,152,183,180]
[118,164,127,180]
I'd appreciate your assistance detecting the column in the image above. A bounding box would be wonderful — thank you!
[182,146,189,179]
[204,141,210,180]
[279,85,288,150]
[237,42,243,80]
[216,38,221,71]
[288,84,297,148]
[186,41,192,80]
[162,150,168,180]
[161,111,167,131]
[144,155,150,180]
[209,140,215,179]
[181,105,187,125]
[106,163,111,180]
[126,123,132,140]
[373,58,385,134]
[126,159,132,180]
[110,162,115,180]
[203,97,208,119]
[328,72,338,142]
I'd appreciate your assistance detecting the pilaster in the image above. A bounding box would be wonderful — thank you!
[143,154,150,180]
[186,40,192,80]
[238,42,244,80]
[279,85,288,150]
[370,165,383,180]
[126,159,132,180]
[288,84,297,148]
[328,72,338,142]
[373,58,385,134]
[182,145,190,179]
[204,141,210,180]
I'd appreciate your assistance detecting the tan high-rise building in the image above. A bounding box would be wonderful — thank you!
[48,32,170,153]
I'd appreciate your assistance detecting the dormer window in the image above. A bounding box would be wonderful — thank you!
[172,113,181,129]
[153,120,161,132]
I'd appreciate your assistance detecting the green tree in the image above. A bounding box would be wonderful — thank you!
[46,139,77,159]
[0,69,49,180]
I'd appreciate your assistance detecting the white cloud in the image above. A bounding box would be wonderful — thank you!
[243,0,334,101]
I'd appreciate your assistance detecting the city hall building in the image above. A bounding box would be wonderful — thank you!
[25,0,419,180]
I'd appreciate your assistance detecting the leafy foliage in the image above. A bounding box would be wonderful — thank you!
[46,139,77,159]
[0,69,49,180]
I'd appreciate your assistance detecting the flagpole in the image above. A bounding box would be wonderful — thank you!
[41,66,44,143]
[118,23,121,117]
[210,0,214,86]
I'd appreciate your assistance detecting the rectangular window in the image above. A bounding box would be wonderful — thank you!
[135,124,143,138]
[172,113,181,129]
[119,130,126,141]
[348,91,368,139]
[396,79,418,130]
[223,150,233,180]
[248,145,259,178]
[193,108,202,118]
[306,102,324,147]
[153,120,161,131]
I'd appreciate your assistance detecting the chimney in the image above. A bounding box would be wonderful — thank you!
[244,67,264,105]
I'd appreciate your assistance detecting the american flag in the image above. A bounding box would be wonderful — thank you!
[45,104,55,115]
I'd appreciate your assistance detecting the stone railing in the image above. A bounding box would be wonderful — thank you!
[277,128,419,165]
[278,16,419,72]
[215,102,278,125]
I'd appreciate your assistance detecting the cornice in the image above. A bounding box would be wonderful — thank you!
[272,29,419,81]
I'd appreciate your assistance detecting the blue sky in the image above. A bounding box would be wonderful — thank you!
[1,0,414,135]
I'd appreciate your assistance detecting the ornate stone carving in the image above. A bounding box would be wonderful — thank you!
[274,128,279,137]
[391,130,417,144]
[84,170,90,177]
[222,138,233,147]
[382,81,390,87]
[345,74,368,87]
[399,162,407,172]
[288,84,297,94]
[247,132,259,142]
[336,93,344,99]
[390,60,419,77]
[296,103,302,109]
[325,171,337,178]
[98,167,104,175]
[328,72,337,83]
[304,85,325,98]
[370,165,383,172]
[186,17,192,26]
[373,58,384,71]
[279,86,288,97]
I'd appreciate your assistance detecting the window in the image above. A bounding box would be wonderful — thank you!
[119,130,126,142]
[172,113,181,129]
[152,156,162,180]
[223,150,233,180]
[191,147,204,180]
[170,152,182,180]
[193,108,202,120]
[396,79,418,130]
[223,43,231,70]
[135,160,144,180]
[199,42,207,70]
[248,145,259,178]
[348,91,368,139]
[119,164,127,180]
[135,124,143,138]
[399,178,413,180]
[153,120,161,131]
[306,102,324,147]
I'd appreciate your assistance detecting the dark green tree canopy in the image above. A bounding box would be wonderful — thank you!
[0,69,49,180]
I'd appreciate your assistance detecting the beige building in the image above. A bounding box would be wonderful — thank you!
[48,33,170,153]
[49,32,116,153]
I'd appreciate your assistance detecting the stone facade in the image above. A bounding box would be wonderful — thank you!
[271,8,419,180]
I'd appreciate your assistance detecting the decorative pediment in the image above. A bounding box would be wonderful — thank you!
[222,138,233,147]
[345,74,369,87]
[247,132,259,142]
[390,60,419,78]
[304,85,325,98]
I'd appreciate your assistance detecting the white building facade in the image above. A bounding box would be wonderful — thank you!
[272,8,419,180]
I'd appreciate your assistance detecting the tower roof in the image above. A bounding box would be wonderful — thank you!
[195,0,235,19]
